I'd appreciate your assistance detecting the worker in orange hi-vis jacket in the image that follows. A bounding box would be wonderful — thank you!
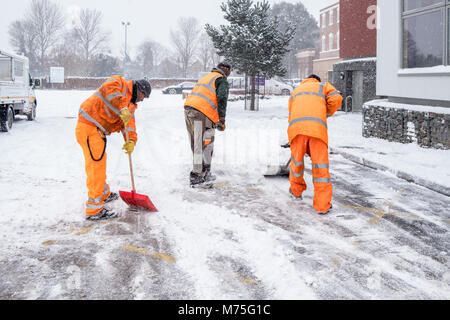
[287,74,343,215]
[75,76,151,221]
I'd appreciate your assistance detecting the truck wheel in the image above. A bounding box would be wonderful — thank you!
[1,106,14,132]
[27,102,37,121]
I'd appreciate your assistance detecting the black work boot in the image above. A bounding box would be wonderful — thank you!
[203,165,216,182]
[190,172,212,189]
[289,188,303,200]
[86,208,118,221]
[104,192,119,203]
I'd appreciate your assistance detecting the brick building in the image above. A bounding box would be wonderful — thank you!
[295,49,317,80]
[313,2,342,82]
[331,0,378,112]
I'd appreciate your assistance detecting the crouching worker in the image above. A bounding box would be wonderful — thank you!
[76,76,151,221]
[184,62,231,188]
[287,74,343,215]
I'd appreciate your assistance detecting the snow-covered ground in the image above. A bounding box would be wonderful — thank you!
[0,90,449,299]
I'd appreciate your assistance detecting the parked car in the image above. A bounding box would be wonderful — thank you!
[285,78,303,89]
[162,82,196,94]
[0,50,40,132]
[263,79,293,96]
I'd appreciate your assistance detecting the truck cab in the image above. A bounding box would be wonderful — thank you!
[0,50,40,132]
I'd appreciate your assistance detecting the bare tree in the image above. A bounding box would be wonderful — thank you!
[170,17,200,78]
[197,33,213,72]
[26,0,65,74]
[73,8,110,63]
[136,40,156,78]
[50,31,83,76]
[8,20,38,73]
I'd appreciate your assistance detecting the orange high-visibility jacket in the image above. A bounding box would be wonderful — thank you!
[78,75,138,143]
[288,78,343,146]
[184,71,224,123]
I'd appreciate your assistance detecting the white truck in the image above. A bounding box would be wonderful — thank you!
[0,50,40,132]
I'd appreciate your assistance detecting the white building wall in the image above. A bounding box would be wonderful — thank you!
[377,0,450,102]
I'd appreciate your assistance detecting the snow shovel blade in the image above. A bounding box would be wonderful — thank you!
[264,165,290,177]
[119,190,158,212]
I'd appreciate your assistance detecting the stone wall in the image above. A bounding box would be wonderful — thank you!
[363,101,450,150]
[332,58,377,112]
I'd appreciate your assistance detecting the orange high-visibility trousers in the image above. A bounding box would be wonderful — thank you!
[290,134,332,213]
[75,121,112,217]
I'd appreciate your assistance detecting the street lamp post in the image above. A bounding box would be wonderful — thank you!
[122,21,130,76]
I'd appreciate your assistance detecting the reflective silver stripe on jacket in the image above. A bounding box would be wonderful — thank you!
[326,91,341,98]
[122,83,128,97]
[312,163,330,169]
[102,184,110,196]
[188,92,218,111]
[289,117,328,129]
[86,203,105,210]
[127,127,136,132]
[291,156,304,167]
[313,177,331,183]
[196,83,216,94]
[106,92,122,103]
[291,82,326,100]
[95,91,121,116]
[289,167,304,178]
[88,196,103,204]
[318,82,325,95]
[79,108,110,136]
[104,78,123,89]
[292,92,325,99]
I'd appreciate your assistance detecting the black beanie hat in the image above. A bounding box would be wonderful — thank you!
[307,74,321,82]
[217,62,232,77]
[135,79,152,98]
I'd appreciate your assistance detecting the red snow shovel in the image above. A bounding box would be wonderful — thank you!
[119,130,158,212]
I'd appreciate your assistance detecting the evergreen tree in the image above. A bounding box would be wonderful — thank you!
[270,2,319,79]
[205,0,295,110]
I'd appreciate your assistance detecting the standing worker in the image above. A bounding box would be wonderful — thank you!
[184,62,231,188]
[76,76,152,221]
[287,74,343,215]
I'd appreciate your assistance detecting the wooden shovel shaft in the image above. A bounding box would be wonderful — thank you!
[125,129,136,191]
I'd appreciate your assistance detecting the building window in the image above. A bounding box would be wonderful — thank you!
[322,14,326,28]
[330,10,334,26]
[337,7,340,23]
[329,33,334,50]
[402,0,449,68]
[322,35,326,52]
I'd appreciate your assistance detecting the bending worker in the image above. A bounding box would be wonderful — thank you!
[287,74,343,215]
[76,76,151,221]
[184,62,231,187]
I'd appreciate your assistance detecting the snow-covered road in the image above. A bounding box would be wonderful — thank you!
[0,90,449,299]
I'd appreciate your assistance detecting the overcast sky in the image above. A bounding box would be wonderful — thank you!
[0,0,336,57]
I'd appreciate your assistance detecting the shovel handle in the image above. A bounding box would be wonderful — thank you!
[125,129,136,191]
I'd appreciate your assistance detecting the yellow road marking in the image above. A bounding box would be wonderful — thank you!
[239,277,260,285]
[246,188,264,194]
[69,226,94,236]
[42,240,56,246]
[332,258,341,268]
[341,204,423,225]
[443,220,450,225]
[121,244,176,263]
[214,181,229,188]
